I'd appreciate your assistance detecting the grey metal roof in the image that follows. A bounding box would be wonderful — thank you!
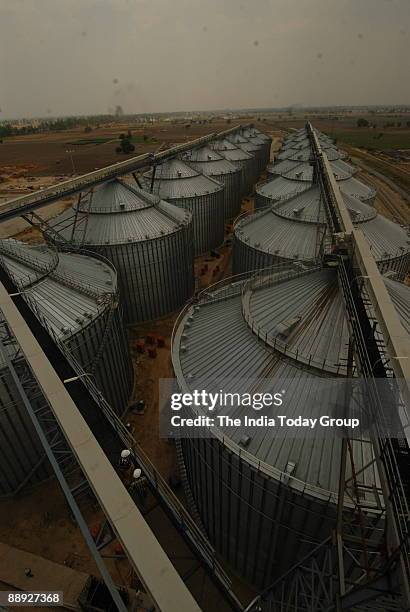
[257,176,313,201]
[244,185,408,263]
[144,158,223,200]
[48,179,191,246]
[211,138,253,161]
[0,239,116,337]
[385,278,410,334]
[250,128,272,143]
[241,129,265,145]
[277,146,312,162]
[338,176,376,202]
[236,206,323,260]
[173,264,409,497]
[182,146,239,177]
[268,158,355,180]
[274,186,327,223]
[258,173,375,204]
[172,266,383,498]
[227,133,260,154]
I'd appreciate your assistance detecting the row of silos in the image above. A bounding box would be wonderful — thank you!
[0,126,272,499]
[171,261,409,587]
[240,125,408,277]
[0,240,133,497]
[234,184,409,277]
[142,127,272,257]
[170,125,409,589]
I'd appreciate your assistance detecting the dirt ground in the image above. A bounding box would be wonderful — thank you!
[0,119,407,608]
[0,119,279,178]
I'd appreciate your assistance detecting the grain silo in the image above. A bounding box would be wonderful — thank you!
[240,128,268,173]
[0,240,133,497]
[248,127,273,166]
[183,146,242,220]
[171,262,408,588]
[144,158,225,256]
[234,185,409,277]
[45,179,195,323]
[257,165,376,208]
[211,138,254,196]
[227,133,260,185]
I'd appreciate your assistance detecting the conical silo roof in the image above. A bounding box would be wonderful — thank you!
[258,171,375,205]
[172,264,408,485]
[47,179,192,246]
[211,138,253,162]
[145,158,223,200]
[257,176,312,202]
[228,132,260,155]
[384,278,410,334]
[268,158,356,179]
[182,146,239,178]
[0,239,116,337]
[241,184,408,267]
[183,145,242,219]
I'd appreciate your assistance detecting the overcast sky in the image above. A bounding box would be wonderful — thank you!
[0,0,409,119]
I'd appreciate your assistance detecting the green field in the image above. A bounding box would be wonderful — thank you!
[325,129,410,151]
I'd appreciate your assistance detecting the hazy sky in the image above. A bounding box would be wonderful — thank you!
[1,0,409,119]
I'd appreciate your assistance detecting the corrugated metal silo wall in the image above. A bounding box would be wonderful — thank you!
[167,192,225,256]
[0,358,53,497]
[96,225,194,323]
[254,147,265,175]
[224,158,251,197]
[232,236,284,275]
[65,306,133,417]
[216,172,241,220]
[247,155,259,187]
[181,437,337,588]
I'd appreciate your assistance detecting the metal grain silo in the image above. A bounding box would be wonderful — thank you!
[183,146,241,221]
[235,186,409,277]
[0,240,133,497]
[249,127,273,166]
[257,167,376,209]
[227,133,260,185]
[171,263,407,588]
[145,159,224,256]
[240,128,268,173]
[46,179,195,323]
[211,138,254,196]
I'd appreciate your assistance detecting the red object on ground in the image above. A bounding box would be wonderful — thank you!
[148,347,157,358]
[136,340,145,353]
[157,336,165,348]
[114,542,124,555]
[145,334,155,344]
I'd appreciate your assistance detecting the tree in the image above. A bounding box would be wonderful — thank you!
[357,118,369,127]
